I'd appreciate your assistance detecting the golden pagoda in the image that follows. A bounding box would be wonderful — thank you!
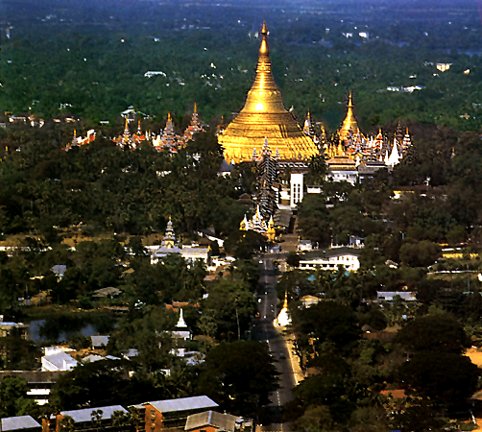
[218,22,318,163]
[339,91,360,142]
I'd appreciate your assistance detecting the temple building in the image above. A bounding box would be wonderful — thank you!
[338,91,361,143]
[183,102,205,142]
[239,206,276,242]
[322,92,413,179]
[218,22,319,163]
[64,128,96,151]
[152,112,184,152]
[113,118,147,149]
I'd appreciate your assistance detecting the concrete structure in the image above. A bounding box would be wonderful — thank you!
[139,396,219,432]
[298,248,361,272]
[290,173,304,208]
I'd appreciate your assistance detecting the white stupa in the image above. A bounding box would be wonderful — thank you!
[274,291,291,328]
[171,308,191,340]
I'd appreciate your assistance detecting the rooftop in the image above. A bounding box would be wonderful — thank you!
[58,405,127,423]
[1,416,41,431]
[185,411,239,432]
[147,396,218,414]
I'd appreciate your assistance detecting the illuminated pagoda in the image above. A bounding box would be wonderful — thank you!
[153,112,184,152]
[65,128,96,151]
[113,118,146,149]
[274,291,291,328]
[183,102,205,142]
[338,91,360,143]
[218,22,318,164]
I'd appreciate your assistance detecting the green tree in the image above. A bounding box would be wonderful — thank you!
[197,341,277,418]
[395,313,470,354]
[0,376,37,417]
[400,351,479,411]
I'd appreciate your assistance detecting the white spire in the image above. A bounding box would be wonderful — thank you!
[384,148,390,166]
[387,138,401,167]
[274,291,291,328]
[176,308,188,329]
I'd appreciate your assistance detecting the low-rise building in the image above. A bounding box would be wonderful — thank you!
[1,416,41,432]
[41,347,78,372]
[137,396,219,432]
[298,248,361,272]
[50,405,128,432]
[376,291,417,302]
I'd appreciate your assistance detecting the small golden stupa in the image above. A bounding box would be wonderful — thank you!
[218,22,318,163]
[339,91,360,142]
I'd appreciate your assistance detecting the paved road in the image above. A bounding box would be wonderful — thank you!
[254,257,297,431]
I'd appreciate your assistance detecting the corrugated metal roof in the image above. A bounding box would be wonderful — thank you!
[1,416,41,431]
[147,396,218,414]
[59,405,127,423]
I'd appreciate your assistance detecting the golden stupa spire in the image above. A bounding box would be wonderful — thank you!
[218,21,318,163]
[193,101,198,113]
[339,90,359,142]
[283,290,288,309]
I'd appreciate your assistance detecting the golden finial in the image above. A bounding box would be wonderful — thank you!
[167,112,172,121]
[347,90,353,108]
[261,20,268,36]
[193,101,198,113]
[124,116,129,132]
[73,128,77,138]
[283,290,288,309]
[259,21,269,56]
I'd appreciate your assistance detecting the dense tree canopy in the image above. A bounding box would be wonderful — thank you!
[197,341,278,417]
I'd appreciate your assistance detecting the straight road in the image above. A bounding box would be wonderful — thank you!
[254,257,297,431]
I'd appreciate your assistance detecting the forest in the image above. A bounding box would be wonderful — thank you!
[0,0,480,131]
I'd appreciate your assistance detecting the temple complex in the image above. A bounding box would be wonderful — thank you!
[323,92,412,178]
[239,206,276,242]
[218,22,319,164]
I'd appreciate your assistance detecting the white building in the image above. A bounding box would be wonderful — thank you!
[290,173,304,208]
[298,248,361,272]
[41,347,78,372]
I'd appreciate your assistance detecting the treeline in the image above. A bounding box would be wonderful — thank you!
[0,0,480,130]
[0,125,245,238]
